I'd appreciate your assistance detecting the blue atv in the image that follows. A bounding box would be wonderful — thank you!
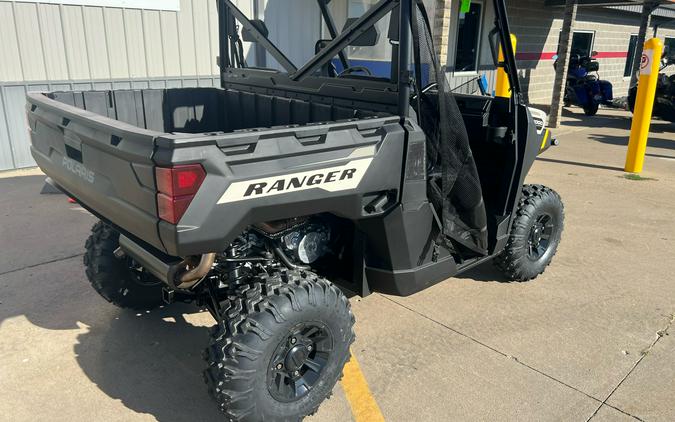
[555,51,613,116]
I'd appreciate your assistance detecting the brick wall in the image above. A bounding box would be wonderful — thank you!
[506,0,675,105]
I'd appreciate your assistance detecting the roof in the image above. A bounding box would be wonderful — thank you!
[544,0,675,19]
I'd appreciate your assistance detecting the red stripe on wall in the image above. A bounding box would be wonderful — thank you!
[515,51,628,61]
[594,51,628,59]
[516,52,557,61]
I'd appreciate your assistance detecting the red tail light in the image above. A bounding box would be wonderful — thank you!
[155,164,205,224]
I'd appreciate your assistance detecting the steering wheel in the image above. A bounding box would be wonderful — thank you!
[337,66,373,77]
[421,82,438,94]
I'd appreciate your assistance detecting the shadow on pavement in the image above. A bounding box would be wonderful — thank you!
[455,261,510,283]
[536,157,625,172]
[0,175,93,275]
[586,132,675,151]
[558,107,675,135]
[0,252,223,422]
[73,305,225,422]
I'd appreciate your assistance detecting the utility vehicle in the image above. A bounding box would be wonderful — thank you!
[554,51,613,116]
[27,0,564,420]
[628,48,675,123]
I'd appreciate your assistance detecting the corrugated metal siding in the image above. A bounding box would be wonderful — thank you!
[0,3,23,82]
[0,0,255,170]
[0,0,240,83]
[608,4,675,19]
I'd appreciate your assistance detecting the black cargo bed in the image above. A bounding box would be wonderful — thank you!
[46,87,389,135]
[27,87,394,254]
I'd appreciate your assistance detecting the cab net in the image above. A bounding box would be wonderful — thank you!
[412,1,488,256]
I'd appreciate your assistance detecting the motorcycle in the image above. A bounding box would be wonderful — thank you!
[554,51,614,116]
[628,50,675,123]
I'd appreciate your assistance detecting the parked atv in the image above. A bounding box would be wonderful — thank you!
[26,0,563,420]
[555,51,614,116]
[628,52,675,122]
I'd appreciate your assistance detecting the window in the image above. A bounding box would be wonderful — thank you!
[624,35,639,77]
[570,31,595,57]
[346,1,392,63]
[454,2,483,73]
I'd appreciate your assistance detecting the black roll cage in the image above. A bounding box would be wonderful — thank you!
[216,0,522,118]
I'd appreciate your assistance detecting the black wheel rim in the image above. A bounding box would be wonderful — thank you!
[267,322,333,402]
[527,214,555,261]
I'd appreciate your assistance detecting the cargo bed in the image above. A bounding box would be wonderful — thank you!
[27,87,400,256]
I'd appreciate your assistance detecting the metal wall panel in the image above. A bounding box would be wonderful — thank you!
[37,4,70,80]
[193,0,213,76]
[177,0,197,76]
[0,90,15,171]
[143,10,165,77]
[72,82,94,91]
[160,10,182,76]
[0,3,23,82]
[83,6,112,79]
[0,0,224,85]
[4,85,32,168]
[208,0,220,75]
[51,83,74,92]
[103,7,130,78]
[14,2,47,81]
[61,6,92,80]
[123,9,148,78]
[7,1,180,11]
[149,79,166,89]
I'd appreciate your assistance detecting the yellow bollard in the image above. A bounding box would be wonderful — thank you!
[495,34,517,98]
[625,38,663,173]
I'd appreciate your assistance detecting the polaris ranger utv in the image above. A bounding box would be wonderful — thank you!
[27,0,563,420]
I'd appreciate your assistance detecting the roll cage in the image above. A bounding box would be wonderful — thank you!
[216,0,523,117]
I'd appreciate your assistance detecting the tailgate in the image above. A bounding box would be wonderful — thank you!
[27,92,165,252]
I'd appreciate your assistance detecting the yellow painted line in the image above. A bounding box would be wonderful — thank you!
[340,350,385,422]
[540,129,550,150]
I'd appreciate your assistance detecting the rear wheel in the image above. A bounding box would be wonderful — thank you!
[84,221,164,310]
[203,270,355,421]
[495,185,564,281]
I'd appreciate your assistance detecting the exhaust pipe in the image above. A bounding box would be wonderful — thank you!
[118,234,215,290]
[174,253,217,289]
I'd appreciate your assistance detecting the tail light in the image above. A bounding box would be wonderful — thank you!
[155,164,206,224]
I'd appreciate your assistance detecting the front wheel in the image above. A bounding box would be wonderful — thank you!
[203,270,355,421]
[495,185,565,281]
[84,221,165,310]
[583,102,599,116]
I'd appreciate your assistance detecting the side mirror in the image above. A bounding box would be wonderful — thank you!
[591,50,599,58]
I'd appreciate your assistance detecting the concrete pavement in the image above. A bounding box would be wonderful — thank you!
[0,108,673,421]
